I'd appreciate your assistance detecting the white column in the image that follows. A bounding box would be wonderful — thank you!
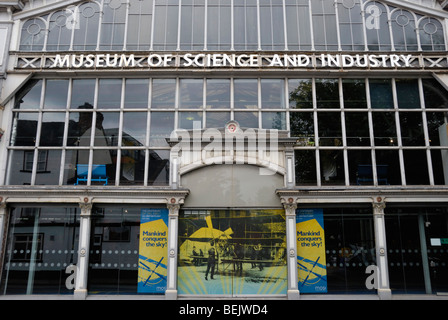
[372,200,392,300]
[165,199,181,300]
[282,197,300,300]
[74,201,92,300]
[0,201,6,255]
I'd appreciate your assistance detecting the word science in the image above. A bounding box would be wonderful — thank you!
[49,52,418,69]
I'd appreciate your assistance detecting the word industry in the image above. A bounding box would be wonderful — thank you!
[44,52,431,70]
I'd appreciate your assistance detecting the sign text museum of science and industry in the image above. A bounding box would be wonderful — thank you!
[15,52,448,70]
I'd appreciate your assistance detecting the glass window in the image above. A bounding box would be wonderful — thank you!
[14,80,42,110]
[206,111,230,128]
[100,0,127,50]
[93,148,116,185]
[180,0,205,50]
[97,79,122,109]
[179,111,203,129]
[123,112,147,146]
[1,206,79,295]
[72,2,100,51]
[348,150,373,185]
[369,79,394,109]
[372,112,397,146]
[419,17,445,51]
[234,0,258,50]
[120,149,145,185]
[10,112,39,146]
[320,149,344,184]
[262,112,286,130]
[179,79,203,109]
[40,112,66,146]
[94,112,120,147]
[34,150,62,185]
[295,150,317,185]
[7,150,33,185]
[317,112,342,146]
[150,112,175,147]
[151,79,176,109]
[338,0,364,51]
[391,10,418,51]
[148,150,170,185]
[431,149,448,185]
[342,79,367,109]
[234,111,259,128]
[153,0,179,50]
[127,0,153,50]
[71,79,96,110]
[396,79,420,109]
[259,0,285,50]
[285,0,312,50]
[20,18,46,51]
[403,149,429,185]
[234,79,258,109]
[261,79,285,109]
[88,206,141,294]
[47,11,72,51]
[311,0,338,51]
[375,149,402,185]
[43,80,69,109]
[365,1,392,51]
[345,112,370,146]
[422,78,448,109]
[124,79,149,109]
[315,79,339,109]
[207,0,231,50]
[323,206,375,293]
[290,111,314,142]
[399,112,425,146]
[206,79,230,109]
[288,79,313,109]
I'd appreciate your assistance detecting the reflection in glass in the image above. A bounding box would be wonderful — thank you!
[71,79,95,109]
[35,150,62,185]
[315,79,339,109]
[123,112,147,146]
[94,112,120,147]
[320,149,344,184]
[40,112,66,146]
[234,111,258,128]
[365,2,391,51]
[342,79,367,109]
[431,149,448,185]
[317,112,342,146]
[100,0,127,50]
[422,79,448,109]
[1,207,79,295]
[206,112,230,128]
[93,149,116,185]
[10,112,39,146]
[44,80,69,109]
[124,79,149,109]
[261,79,285,109]
[206,79,230,109]
[150,112,175,147]
[151,79,176,109]
[295,150,316,185]
[7,150,33,185]
[120,149,145,185]
[288,79,313,109]
[290,111,314,142]
[426,112,448,146]
[375,149,401,185]
[372,112,397,146]
[88,206,140,294]
[345,112,370,146]
[234,79,258,109]
[399,112,425,146]
[262,112,286,130]
[391,10,417,51]
[396,79,420,109]
[97,79,122,109]
[179,79,203,109]
[148,150,169,186]
[403,150,429,185]
[419,17,446,51]
[179,111,203,130]
[72,2,100,50]
[369,79,394,109]
[14,80,42,109]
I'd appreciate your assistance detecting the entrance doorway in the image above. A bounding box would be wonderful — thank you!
[177,209,287,297]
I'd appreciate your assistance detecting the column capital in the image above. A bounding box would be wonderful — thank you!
[167,197,184,216]
[79,197,92,216]
[372,197,386,214]
[281,197,298,215]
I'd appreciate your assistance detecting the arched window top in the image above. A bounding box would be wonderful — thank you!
[18,0,447,52]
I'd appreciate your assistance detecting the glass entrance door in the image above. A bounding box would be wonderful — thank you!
[177,209,287,296]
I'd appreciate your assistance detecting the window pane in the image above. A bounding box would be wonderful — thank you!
[234,0,258,50]
[372,112,397,146]
[150,112,175,147]
[431,149,448,185]
[120,149,145,185]
[403,149,429,185]
[422,78,448,109]
[234,111,258,128]
[93,149,116,185]
[35,150,62,185]
[262,112,286,130]
[369,79,394,109]
[396,79,420,109]
[285,0,312,50]
[206,79,230,109]
[375,149,401,185]
[399,112,425,146]
[290,111,314,143]
[320,149,344,184]
[148,150,170,185]
[261,79,285,109]
[179,111,203,129]
[95,112,120,146]
[234,79,258,109]
[179,79,203,109]
[342,79,367,109]
[44,80,69,109]
[10,112,38,146]
[207,1,231,50]
[14,80,42,109]
[315,79,339,109]
[426,112,447,147]
[68,112,93,147]
[71,79,95,109]
[259,0,285,50]
[151,79,176,109]
[206,112,230,128]
[40,112,66,146]
[127,0,153,50]
[318,112,342,146]
[124,79,149,109]
[73,2,100,50]
[348,150,372,185]
[345,112,370,146]
[295,150,316,185]
[97,79,122,109]
[288,79,313,109]
[7,150,33,185]
[123,112,147,146]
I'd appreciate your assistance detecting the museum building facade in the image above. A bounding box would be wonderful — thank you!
[0,0,447,299]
